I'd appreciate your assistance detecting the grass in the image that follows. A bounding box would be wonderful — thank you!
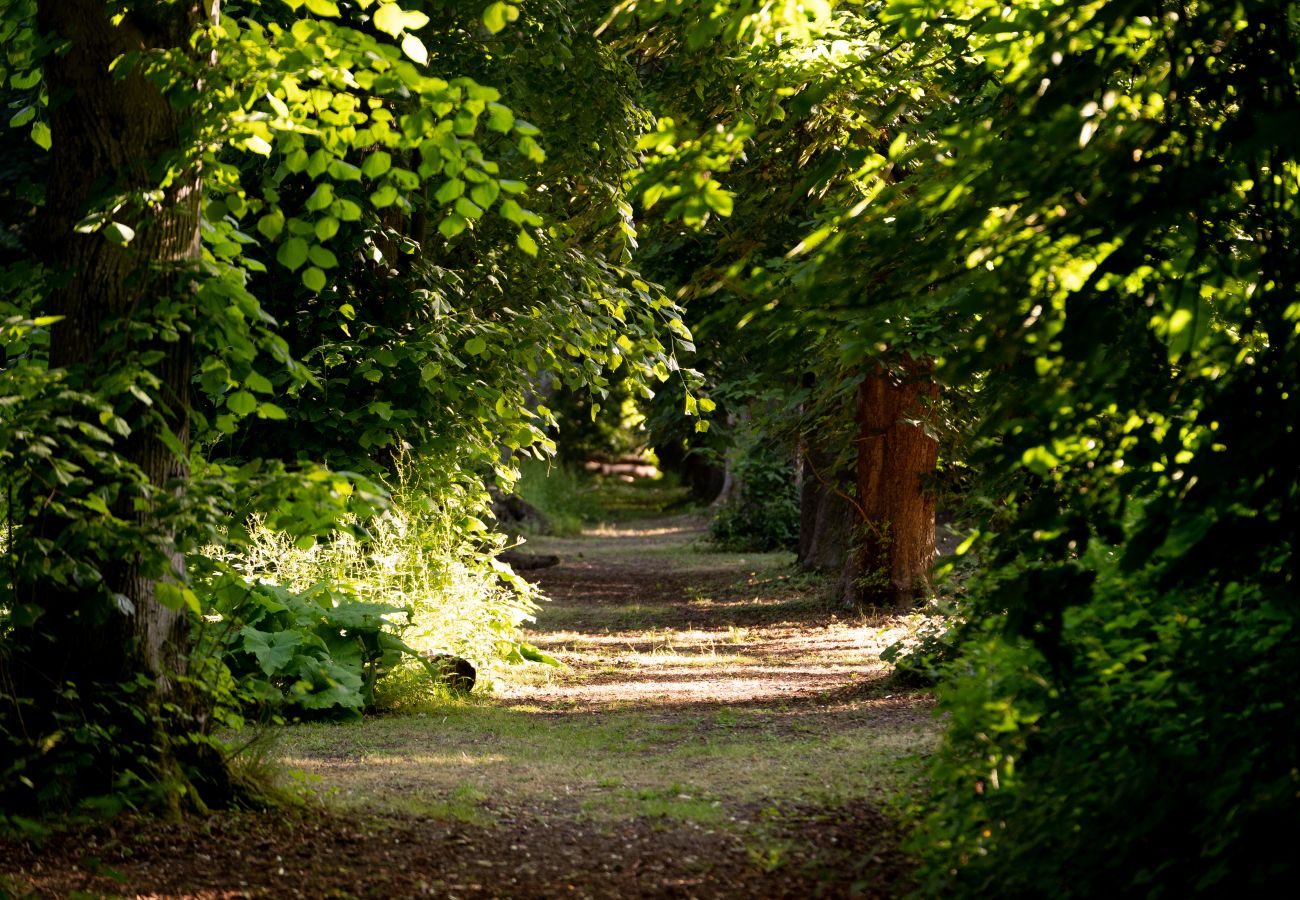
[274,700,933,825]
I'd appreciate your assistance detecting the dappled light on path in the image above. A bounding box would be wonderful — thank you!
[502,516,924,713]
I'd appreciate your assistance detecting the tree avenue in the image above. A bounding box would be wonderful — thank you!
[3,0,1298,895]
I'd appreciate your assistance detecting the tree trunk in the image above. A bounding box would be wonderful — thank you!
[796,441,857,575]
[2,0,217,813]
[851,358,939,610]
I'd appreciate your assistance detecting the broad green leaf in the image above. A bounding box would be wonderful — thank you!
[257,210,286,239]
[156,582,202,615]
[402,33,429,66]
[439,212,467,238]
[374,3,429,36]
[227,390,258,416]
[464,335,487,355]
[327,159,362,182]
[238,626,304,676]
[304,183,334,211]
[304,0,341,16]
[10,69,41,90]
[454,196,483,220]
[470,181,500,208]
[361,150,392,179]
[308,244,338,268]
[243,135,273,156]
[302,266,328,292]
[277,237,309,271]
[486,103,514,133]
[516,229,538,256]
[435,178,465,204]
[314,215,340,241]
[103,222,135,246]
[30,121,51,150]
[370,184,399,207]
[482,1,518,34]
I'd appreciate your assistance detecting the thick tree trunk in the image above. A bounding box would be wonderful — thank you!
[851,358,939,610]
[2,0,216,812]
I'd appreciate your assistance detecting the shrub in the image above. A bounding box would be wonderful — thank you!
[708,445,799,552]
[910,548,1300,897]
[203,481,543,716]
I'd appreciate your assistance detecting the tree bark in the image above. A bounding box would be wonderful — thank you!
[796,441,857,575]
[3,0,216,812]
[851,357,939,610]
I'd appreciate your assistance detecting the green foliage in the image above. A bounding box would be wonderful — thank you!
[202,574,422,718]
[630,0,1300,893]
[1,0,696,817]
[758,1,1300,894]
[208,476,542,714]
[709,443,798,553]
[915,559,1300,896]
[513,457,602,536]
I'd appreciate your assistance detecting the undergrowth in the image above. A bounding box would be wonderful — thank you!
[514,457,603,536]
[207,479,542,715]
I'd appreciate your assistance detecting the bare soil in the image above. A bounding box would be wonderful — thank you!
[1,514,936,899]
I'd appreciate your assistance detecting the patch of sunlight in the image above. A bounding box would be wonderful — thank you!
[283,753,508,767]
[582,522,696,538]
[618,652,759,667]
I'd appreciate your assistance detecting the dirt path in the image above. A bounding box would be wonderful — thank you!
[1,515,936,898]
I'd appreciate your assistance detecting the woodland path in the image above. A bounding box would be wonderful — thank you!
[2,514,936,899]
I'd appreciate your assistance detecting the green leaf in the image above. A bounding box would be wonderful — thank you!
[156,582,202,615]
[304,183,334,211]
[308,244,338,269]
[486,103,514,133]
[10,69,41,90]
[257,402,288,420]
[243,135,273,156]
[302,266,328,292]
[470,181,500,208]
[277,237,309,271]
[435,178,466,204]
[370,184,399,208]
[314,215,340,241]
[361,150,392,179]
[227,390,258,416]
[454,196,483,220]
[401,33,429,66]
[238,626,304,676]
[304,0,340,14]
[438,213,467,239]
[103,222,136,246]
[516,229,538,256]
[515,642,560,667]
[30,121,51,151]
[255,210,285,240]
[482,1,518,34]
[464,335,487,356]
[327,159,362,182]
[374,2,430,36]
